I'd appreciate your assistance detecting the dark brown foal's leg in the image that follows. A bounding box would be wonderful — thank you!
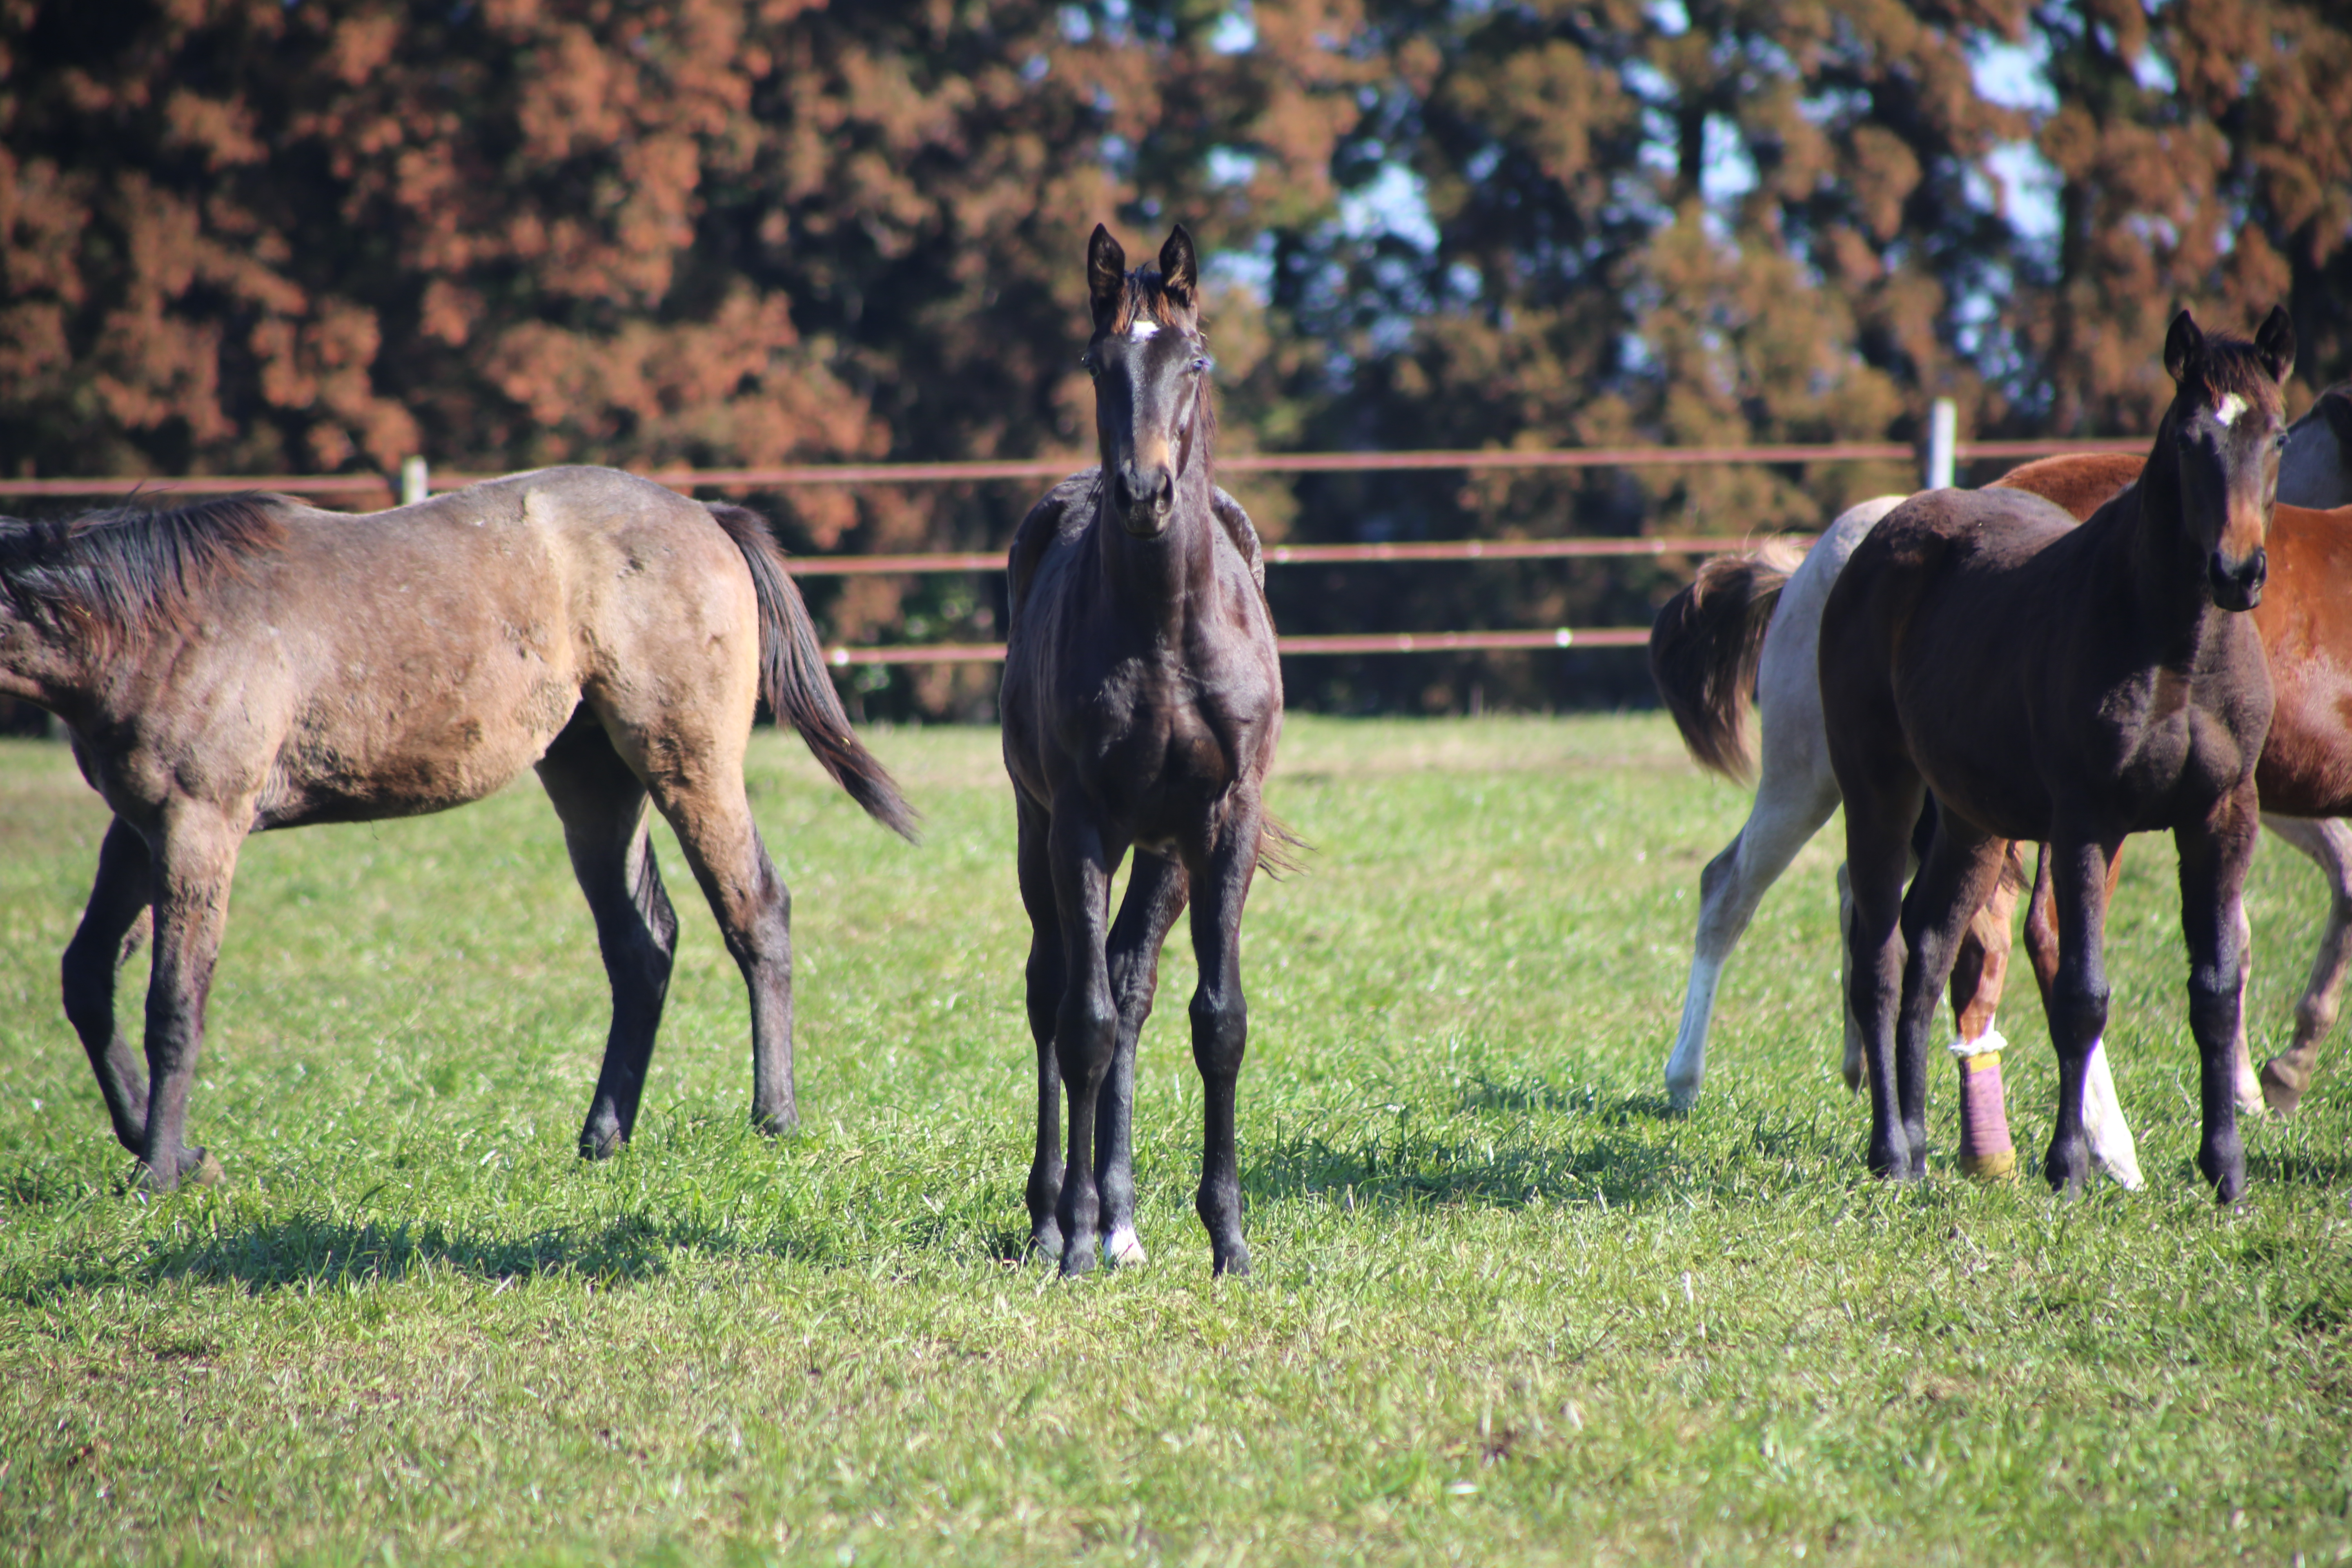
[1098,851,1189,1266]
[650,778,797,1139]
[62,816,157,1155]
[1187,809,1263,1277]
[1837,768,1927,1180]
[2178,808,2261,1201]
[1016,795,1067,1260]
[138,808,246,1192]
[538,724,679,1159]
[1893,821,2011,1177]
[2042,834,2123,1196]
[1048,806,1122,1276]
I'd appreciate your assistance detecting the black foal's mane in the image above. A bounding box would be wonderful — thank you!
[0,493,289,653]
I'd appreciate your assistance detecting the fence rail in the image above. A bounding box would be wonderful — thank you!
[0,420,2145,667]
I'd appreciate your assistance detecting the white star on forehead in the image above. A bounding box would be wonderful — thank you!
[1127,317,1160,341]
[2215,392,2248,426]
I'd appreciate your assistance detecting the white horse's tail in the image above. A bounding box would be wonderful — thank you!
[1647,539,1807,782]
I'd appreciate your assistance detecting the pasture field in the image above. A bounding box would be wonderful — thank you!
[2,713,2349,1566]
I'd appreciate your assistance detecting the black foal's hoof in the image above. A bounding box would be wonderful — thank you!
[1059,1239,1100,1278]
[1212,1243,1252,1278]
[1027,1223,1065,1265]
[751,1108,799,1140]
[134,1148,223,1195]
[579,1126,624,1160]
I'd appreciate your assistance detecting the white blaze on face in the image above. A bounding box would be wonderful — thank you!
[2215,392,2249,427]
[1127,316,1160,341]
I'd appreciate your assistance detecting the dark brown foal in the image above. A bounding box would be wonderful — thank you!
[1820,309,2292,1197]
[1000,225,1284,1276]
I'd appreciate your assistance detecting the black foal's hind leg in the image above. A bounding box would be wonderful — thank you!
[1016,795,1067,1259]
[62,817,157,1155]
[1187,807,1264,1277]
[1098,851,1190,1266]
[539,723,679,1159]
[1893,818,2009,1175]
[2178,806,2261,1201]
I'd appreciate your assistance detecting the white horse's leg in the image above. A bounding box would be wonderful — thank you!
[1665,774,1840,1109]
[2254,814,2352,1116]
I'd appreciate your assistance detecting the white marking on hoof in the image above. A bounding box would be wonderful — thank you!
[1106,1226,1147,1267]
[2082,1041,2145,1191]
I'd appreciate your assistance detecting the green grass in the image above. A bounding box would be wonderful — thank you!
[2,714,2348,1565]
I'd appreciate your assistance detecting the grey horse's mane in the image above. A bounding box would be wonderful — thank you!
[0,493,288,653]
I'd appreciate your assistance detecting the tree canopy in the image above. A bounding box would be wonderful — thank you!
[4,0,2347,713]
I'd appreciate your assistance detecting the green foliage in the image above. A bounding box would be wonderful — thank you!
[3,717,2350,1562]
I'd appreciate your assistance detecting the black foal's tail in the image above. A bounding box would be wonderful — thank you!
[707,503,920,842]
[1646,539,1805,782]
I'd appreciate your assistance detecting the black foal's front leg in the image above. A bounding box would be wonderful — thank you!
[1015,796,1067,1259]
[1098,851,1189,1266]
[1187,812,1263,1276]
[62,817,157,1155]
[2178,807,2260,1201]
[1049,808,1121,1276]
[2042,834,2121,1195]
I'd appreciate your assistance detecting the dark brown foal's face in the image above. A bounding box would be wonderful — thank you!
[2165,306,2295,612]
[1084,224,1211,539]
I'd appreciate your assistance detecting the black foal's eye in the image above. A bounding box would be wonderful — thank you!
[1189,355,1214,375]
[1080,351,1098,377]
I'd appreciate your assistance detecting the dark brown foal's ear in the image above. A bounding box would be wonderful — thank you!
[1088,225,1127,329]
[1158,225,1199,310]
[2256,305,2296,386]
[2163,308,2203,383]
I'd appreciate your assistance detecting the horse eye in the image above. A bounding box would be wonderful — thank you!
[1190,356,1214,375]
[1080,352,1097,377]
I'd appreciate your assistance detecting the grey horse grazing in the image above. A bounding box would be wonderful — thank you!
[1000,224,1285,1277]
[1,466,915,1192]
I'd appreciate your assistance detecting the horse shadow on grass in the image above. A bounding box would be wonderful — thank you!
[1245,1072,1858,1216]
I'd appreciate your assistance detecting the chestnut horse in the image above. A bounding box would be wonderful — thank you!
[1648,379,2352,1171]
[1000,225,1284,1276]
[1820,308,2292,1196]
[1,467,915,1192]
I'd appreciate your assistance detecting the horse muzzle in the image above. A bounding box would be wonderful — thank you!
[1113,462,1175,537]
[2209,546,2265,612]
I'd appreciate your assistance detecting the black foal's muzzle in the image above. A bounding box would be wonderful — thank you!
[2209,546,2266,611]
[1114,462,1175,536]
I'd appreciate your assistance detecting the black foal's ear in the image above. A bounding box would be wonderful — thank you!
[2164,308,2203,383]
[1088,225,1127,329]
[2256,305,2296,386]
[1158,224,1199,309]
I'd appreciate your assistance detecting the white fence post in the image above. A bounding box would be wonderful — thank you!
[1924,398,1956,490]
[400,456,429,506]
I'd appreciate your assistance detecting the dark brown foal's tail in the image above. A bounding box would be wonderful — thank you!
[706,503,920,842]
[1646,539,1804,782]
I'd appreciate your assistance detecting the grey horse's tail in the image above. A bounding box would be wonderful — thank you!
[1647,539,1806,782]
[707,503,920,842]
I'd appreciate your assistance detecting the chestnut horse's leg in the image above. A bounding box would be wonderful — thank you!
[1048,804,1123,1276]
[62,816,157,1155]
[2178,808,2261,1202]
[2042,835,2124,1196]
[1015,795,1067,1261]
[538,722,680,1159]
[2022,847,2144,1187]
[1893,818,2011,1175]
[1944,848,2023,1179]
[2253,815,2352,1116]
[1098,850,1189,1266]
[644,775,797,1140]
[1187,803,1265,1277]
[138,806,247,1192]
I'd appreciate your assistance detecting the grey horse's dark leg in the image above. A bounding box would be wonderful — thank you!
[2178,809,2260,1201]
[538,722,678,1159]
[1187,808,1264,1277]
[138,809,246,1192]
[1098,850,1189,1265]
[62,816,157,1154]
[1016,795,1066,1259]
[1049,806,1122,1276]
